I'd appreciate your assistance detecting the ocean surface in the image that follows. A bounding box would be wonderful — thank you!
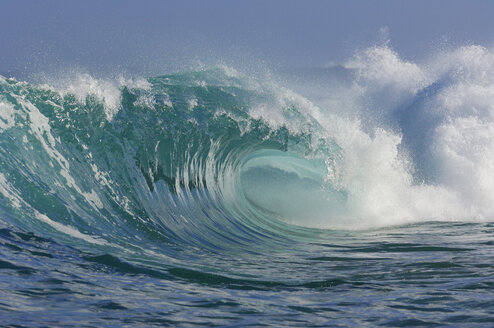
[1,45,494,327]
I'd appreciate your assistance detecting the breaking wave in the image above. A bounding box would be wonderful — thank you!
[2,45,494,260]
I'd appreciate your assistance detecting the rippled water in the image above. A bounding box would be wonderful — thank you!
[1,222,494,326]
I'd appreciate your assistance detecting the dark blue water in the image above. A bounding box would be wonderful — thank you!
[1,222,494,327]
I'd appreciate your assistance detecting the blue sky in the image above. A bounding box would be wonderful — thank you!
[1,0,494,75]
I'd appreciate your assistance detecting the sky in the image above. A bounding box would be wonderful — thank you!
[1,0,494,76]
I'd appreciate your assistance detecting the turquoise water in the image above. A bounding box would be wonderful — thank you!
[2,46,494,326]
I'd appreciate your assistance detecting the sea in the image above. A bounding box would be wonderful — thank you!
[1,45,494,327]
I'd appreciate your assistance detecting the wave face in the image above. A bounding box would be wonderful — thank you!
[3,45,494,326]
[0,66,341,254]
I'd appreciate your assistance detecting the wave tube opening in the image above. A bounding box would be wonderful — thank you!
[239,150,348,229]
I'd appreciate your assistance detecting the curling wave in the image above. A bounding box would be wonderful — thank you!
[2,45,494,259]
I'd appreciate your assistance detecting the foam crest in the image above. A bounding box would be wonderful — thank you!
[322,44,494,227]
[247,44,494,228]
[41,73,151,121]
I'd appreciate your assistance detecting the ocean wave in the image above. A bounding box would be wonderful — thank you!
[2,45,494,259]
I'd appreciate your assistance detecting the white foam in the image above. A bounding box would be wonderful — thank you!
[43,73,152,121]
[34,211,107,245]
[81,189,104,209]
[187,97,198,110]
[345,45,429,93]
[0,101,16,131]
[246,44,494,229]
[325,44,494,227]
[0,173,22,209]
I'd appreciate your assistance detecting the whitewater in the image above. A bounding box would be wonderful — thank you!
[1,45,494,326]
